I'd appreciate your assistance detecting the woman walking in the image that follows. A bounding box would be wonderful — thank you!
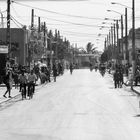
[3,71,12,98]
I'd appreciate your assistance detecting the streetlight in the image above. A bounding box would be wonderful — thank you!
[107,9,125,65]
[107,9,125,16]
[104,17,120,63]
[104,18,118,21]
[111,2,132,9]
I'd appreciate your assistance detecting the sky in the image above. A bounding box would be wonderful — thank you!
[1,0,140,51]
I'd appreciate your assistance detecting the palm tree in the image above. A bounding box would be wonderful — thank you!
[86,42,97,54]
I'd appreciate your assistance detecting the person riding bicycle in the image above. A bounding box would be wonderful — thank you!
[27,70,37,96]
[19,71,27,99]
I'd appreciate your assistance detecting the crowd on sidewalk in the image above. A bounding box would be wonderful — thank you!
[0,62,74,100]
[107,63,140,92]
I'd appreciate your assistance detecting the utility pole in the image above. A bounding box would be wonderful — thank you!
[121,15,124,63]
[109,30,112,60]
[43,22,46,48]
[131,0,136,89]
[7,0,11,59]
[30,9,34,68]
[107,34,109,61]
[43,22,46,64]
[38,17,40,33]
[125,8,128,62]
[31,9,34,30]
[116,20,119,64]
[55,29,58,61]
[111,26,114,58]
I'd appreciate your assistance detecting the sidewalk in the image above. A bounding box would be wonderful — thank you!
[0,79,42,105]
[123,75,140,95]
[110,70,140,95]
[0,73,64,105]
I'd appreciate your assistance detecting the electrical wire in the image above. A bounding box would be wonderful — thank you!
[61,30,100,36]
[10,1,108,47]
[10,15,25,27]
[12,1,104,21]
[35,15,110,28]
[11,17,22,28]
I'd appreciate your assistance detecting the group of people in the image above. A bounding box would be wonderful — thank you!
[1,62,74,99]
[113,69,124,88]
[3,68,37,99]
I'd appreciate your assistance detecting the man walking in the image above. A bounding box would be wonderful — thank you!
[113,70,120,88]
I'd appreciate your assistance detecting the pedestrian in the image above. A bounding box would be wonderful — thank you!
[27,70,37,95]
[52,64,57,82]
[40,72,47,84]
[135,66,140,86]
[69,63,73,74]
[3,71,12,98]
[113,70,120,88]
[19,71,27,99]
[119,70,124,88]
[45,67,51,83]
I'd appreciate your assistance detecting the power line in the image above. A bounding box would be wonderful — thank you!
[11,17,22,28]
[35,15,110,28]
[12,1,104,21]
[61,30,100,36]
[10,15,24,27]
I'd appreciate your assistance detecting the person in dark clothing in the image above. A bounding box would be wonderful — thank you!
[89,63,93,72]
[119,71,124,88]
[113,70,120,88]
[45,67,51,83]
[69,63,73,74]
[52,64,57,82]
[135,67,140,86]
[34,65,40,80]
[3,71,12,98]
[58,63,63,75]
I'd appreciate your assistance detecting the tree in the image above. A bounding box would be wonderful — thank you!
[86,42,97,54]
[100,50,108,63]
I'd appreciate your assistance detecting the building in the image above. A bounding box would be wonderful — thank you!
[75,52,101,68]
[0,28,29,66]
[128,28,140,65]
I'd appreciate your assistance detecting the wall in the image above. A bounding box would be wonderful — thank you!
[0,28,29,65]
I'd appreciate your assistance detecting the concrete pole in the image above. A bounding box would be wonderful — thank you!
[7,0,11,59]
[131,0,136,89]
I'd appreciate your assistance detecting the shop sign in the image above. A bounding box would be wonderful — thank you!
[0,45,8,53]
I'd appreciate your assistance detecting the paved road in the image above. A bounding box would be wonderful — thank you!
[0,69,140,140]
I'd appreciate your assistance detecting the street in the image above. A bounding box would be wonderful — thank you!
[0,69,140,140]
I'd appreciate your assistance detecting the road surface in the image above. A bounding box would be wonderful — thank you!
[0,69,140,140]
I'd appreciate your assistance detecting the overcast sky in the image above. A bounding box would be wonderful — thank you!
[1,0,140,51]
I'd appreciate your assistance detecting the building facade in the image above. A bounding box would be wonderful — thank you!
[0,28,29,66]
[128,28,140,65]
